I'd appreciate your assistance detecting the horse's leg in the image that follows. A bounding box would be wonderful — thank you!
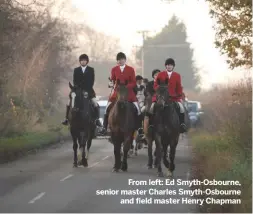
[129,139,134,156]
[77,134,82,165]
[168,135,179,176]
[134,139,138,156]
[86,127,94,161]
[80,132,88,167]
[147,136,153,169]
[121,135,131,171]
[162,136,170,176]
[72,135,78,167]
[154,133,163,177]
[153,147,158,168]
[112,135,121,172]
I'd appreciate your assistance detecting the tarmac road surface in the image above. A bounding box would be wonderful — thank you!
[0,135,197,213]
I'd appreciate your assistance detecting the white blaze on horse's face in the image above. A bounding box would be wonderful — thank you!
[71,92,76,108]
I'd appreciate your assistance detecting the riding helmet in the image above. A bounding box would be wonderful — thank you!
[165,58,175,67]
[79,54,89,62]
[152,69,160,78]
[116,52,126,61]
[136,75,143,81]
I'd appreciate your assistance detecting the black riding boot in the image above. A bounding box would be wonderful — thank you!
[94,105,103,127]
[62,105,70,125]
[179,113,187,133]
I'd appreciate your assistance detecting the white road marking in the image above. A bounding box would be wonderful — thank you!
[28,192,45,204]
[88,161,99,168]
[102,155,110,160]
[60,174,73,182]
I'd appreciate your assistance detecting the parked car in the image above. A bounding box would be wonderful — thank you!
[187,100,204,127]
[94,100,108,137]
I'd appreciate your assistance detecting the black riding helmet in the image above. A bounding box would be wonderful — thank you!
[136,75,143,81]
[116,52,126,61]
[79,54,89,62]
[152,69,160,78]
[165,58,175,67]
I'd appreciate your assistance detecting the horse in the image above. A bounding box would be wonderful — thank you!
[151,78,180,177]
[68,82,96,167]
[144,89,159,169]
[108,79,136,172]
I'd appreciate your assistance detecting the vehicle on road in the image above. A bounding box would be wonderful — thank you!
[187,100,204,127]
[94,100,108,138]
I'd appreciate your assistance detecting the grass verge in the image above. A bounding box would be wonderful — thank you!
[191,132,251,213]
[190,77,252,213]
[0,126,70,164]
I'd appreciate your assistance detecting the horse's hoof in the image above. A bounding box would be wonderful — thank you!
[134,152,138,156]
[121,168,127,172]
[147,165,152,169]
[82,159,88,167]
[77,160,82,166]
[121,164,128,172]
[73,163,78,168]
[112,167,119,172]
[166,170,173,177]
[157,172,164,177]
[153,164,158,168]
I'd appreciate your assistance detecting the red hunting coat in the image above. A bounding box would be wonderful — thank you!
[152,70,183,102]
[109,64,138,102]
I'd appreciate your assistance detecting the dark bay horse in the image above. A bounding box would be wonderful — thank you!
[151,79,180,177]
[144,88,158,169]
[68,82,96,167]
[108,79,136,172]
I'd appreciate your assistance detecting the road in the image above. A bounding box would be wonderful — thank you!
[0,135,197,213]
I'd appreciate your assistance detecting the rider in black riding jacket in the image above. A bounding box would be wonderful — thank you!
[145,69,161,96]
[62,54,103,127]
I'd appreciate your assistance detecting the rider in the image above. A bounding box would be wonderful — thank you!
[143,69,160,134]
[62,54,103,127]
[101,52,142,134]
[148,58,187,133]
[135,75,146,113]
[145,69,160,96]
[142,78,149,89]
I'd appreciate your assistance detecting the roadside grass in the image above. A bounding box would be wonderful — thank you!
[190,77,252,213]
[0,113,70,163]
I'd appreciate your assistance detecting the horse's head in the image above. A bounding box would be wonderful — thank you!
[156,78,170,108]
[69,82,90,114]
[116,79,128,102]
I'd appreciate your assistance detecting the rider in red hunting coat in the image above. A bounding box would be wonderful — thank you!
[148,58,187,133]
[108,64,137,103]
[100,52,141,135]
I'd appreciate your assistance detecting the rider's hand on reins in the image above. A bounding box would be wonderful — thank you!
[108,81,114,88]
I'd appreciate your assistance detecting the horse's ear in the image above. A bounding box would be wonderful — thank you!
[69,82,73,90]
[125,80,128,85]
[165,78,169,85]
[116,79,120,85]
[157,79,161,85]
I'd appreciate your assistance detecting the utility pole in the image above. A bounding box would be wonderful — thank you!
[137,30,151,77]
